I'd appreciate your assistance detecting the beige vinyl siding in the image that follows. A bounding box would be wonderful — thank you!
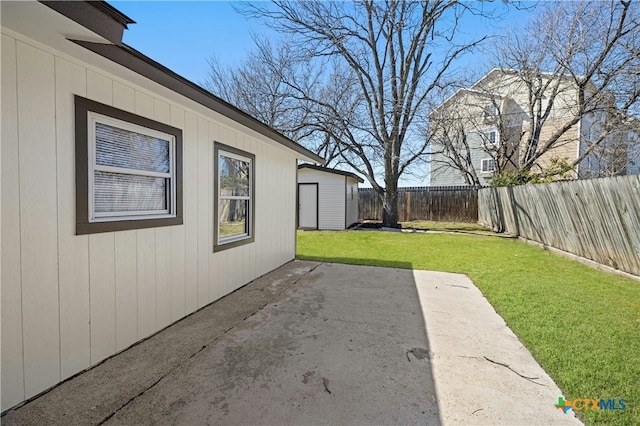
[16,39,61,402]
[1,30,299,411]
[298,169,346,230]
[2,34,26,410]
[522,118,579,177]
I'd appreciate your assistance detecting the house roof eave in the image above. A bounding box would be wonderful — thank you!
[429,87,503,118]
[40,0,134,46]
[38,0,323,164]
[70,39,325,164]
[298,164,365,183]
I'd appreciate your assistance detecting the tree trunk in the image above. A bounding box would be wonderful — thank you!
[382,190,399,227]
[381,168,399,228]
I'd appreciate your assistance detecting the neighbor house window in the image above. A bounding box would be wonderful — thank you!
[487,130,498,145]
[483,103,498,119]
[214,143,255,252]
[75,96,182,234]
[481,158,496,173]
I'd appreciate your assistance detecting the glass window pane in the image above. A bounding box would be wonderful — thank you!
[219,156,249,196]
[488,131,496,144]
[94,171,167,213]
[96,122,170,173]
[219,199,248,239]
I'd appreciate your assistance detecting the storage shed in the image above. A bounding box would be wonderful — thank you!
[297,164,364,230]
[1,0,323,412]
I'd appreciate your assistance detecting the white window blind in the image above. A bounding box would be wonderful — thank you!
[89,113,176,222]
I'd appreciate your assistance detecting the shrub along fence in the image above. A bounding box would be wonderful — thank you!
[478,175,640,276]
[359,186,480,223]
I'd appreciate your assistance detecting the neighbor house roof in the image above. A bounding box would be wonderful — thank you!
[40,0,324,165]
[298,164,364,183]
[429,67,598,117]
[429,87,502,117]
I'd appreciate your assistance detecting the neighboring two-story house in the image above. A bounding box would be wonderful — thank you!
[428,68,638,186]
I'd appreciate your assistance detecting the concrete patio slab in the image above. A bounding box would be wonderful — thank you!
[1,261,582,425]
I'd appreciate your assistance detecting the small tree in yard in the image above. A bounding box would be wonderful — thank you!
[237,1,494,227]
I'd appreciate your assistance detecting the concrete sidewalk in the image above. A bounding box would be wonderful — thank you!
[2,261,582,425]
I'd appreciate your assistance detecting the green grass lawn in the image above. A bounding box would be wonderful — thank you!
[399,220,493,233]
[297,230,640,425]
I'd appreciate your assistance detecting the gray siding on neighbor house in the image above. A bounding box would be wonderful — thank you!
[429,131,495,187]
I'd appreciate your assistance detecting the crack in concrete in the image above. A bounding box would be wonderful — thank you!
[96,263,321,425]
[483,356,545,386]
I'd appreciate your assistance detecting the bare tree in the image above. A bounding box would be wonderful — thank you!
[239,1,491,226]
[429,0,640,185]
[494,0,640,177]
[203,36,350,165]
[428,88,519,185]
[203,38,304,137]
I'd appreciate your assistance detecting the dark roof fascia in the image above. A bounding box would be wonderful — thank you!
[70,40,325,164]
[40,1,135,45]
[298,164,364,183]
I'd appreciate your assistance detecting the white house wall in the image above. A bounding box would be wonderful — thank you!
[1,29,298,411]
[298,169,346,230]
[345,178,359,228]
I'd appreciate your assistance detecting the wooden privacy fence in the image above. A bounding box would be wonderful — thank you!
[359,186,479,223]
[478,175,640,276]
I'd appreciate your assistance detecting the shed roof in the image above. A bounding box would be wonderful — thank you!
[39,0,324,164]
[298,164,364,183]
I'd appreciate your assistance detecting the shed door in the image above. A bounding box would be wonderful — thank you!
[298,183,318,229]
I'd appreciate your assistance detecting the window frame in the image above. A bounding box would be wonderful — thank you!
[75,96,183,235]
[213,142,255,252]
[486,129,498,145]
[483,103,499,120]
[481,158,496,173]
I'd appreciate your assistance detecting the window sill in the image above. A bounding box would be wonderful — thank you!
[77,216,183,235]
[214,235,255,253]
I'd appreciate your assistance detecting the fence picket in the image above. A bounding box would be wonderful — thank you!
[359,186,480,223]
[478,175,640,277]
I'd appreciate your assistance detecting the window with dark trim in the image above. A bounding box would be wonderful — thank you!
[75,96,183,234]
[214,142,255,252]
